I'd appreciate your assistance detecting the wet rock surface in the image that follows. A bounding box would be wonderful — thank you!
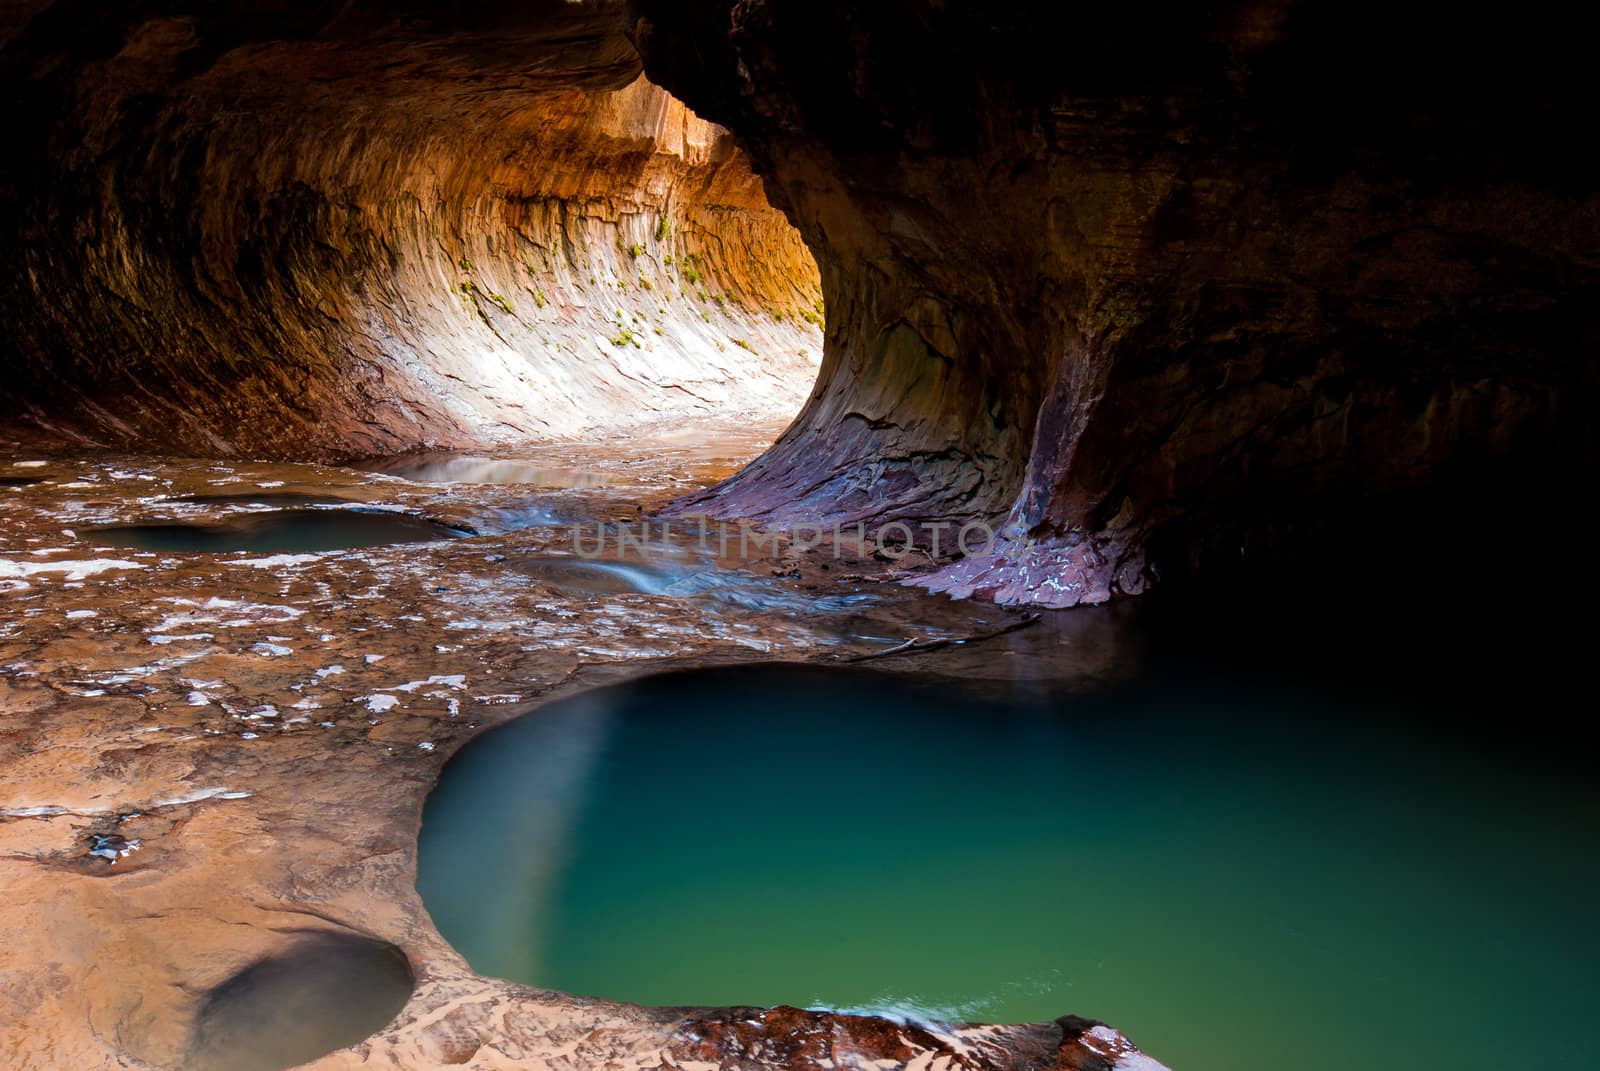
[0,424,1160,1070]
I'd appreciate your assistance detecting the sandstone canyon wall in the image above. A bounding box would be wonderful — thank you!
[0,2,821,458]
[629,0,1599,604]
[2,0,1595,606]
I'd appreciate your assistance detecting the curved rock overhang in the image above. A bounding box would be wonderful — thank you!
[0,1,821,457]
[3,0,1596,607]
[629,0,1600,605]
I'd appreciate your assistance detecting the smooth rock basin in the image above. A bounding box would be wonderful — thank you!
[83,508,466,553]
[185,931,413,1071]
[418,664,1600,1071]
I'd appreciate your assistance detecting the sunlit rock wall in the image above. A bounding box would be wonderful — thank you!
[0,2,820,457]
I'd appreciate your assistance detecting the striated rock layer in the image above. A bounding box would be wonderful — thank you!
[631,0,1599,605]
[0,3,821,458]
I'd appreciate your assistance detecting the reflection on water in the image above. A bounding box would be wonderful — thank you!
[84,508,465,553]
[418,664,1600,1071]
[360,454,615,488]
[186,931,413,1071]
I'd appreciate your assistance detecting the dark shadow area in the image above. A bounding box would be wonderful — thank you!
[186,931,414,1071]
[1140,444,1597,761]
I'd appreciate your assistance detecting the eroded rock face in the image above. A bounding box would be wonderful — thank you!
[1,2,820,457]
[629,0,1599,606]
[6,2,1594,604]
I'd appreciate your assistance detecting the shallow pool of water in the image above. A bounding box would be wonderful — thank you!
[84,508,465,553]
[417,664,1600,1071]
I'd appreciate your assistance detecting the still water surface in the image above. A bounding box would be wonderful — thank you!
[84,508,464,553]
[418,665,1599,1071]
